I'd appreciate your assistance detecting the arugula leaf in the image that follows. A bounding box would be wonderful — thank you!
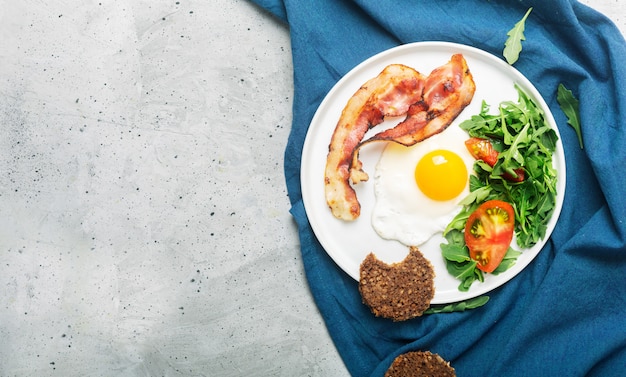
[440,230,485,291]
[441,238,470,263]
[556,83,583,149]
[491,247,522,275]
[424,296,490,314]
[457,84,558,249]
[441,84,559,291]
[503,7,533,65]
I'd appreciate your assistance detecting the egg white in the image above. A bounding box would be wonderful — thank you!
[371,125,475,246]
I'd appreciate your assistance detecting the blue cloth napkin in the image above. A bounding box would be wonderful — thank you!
[250,1,626,375]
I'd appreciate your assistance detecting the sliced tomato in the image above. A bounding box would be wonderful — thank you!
[464,200,515,273]
[503,168,525,182]
[465,137,499,166]
[464,137,525,182]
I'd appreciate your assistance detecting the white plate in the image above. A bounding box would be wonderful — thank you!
[300,42,566,304]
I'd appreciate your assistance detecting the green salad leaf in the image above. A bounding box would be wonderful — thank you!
[491,248,522,275]
[440,229,520,291]
[453,84,558,248]
[556,83,583,149]
[424,296,490,315]
[504,7,533,65]
[441,84,559,291]
[441,230,483,291]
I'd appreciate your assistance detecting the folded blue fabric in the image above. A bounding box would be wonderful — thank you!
[250,1,626,375]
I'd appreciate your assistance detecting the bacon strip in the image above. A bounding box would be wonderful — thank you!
[324,64,425,221]
[324,55,475,221]
[360,54,476,147]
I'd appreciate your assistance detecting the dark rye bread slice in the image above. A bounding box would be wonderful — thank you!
[384,351,456,377]
[359,246,435,321]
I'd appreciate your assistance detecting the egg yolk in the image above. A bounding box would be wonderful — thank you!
[414,149,468,201]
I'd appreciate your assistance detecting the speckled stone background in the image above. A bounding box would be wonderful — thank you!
[1,1,624,376]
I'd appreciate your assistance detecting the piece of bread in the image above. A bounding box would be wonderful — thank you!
[359,246,435,321]
[384,351,456,377]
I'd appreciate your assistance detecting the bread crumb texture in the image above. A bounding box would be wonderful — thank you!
[384,351,456,377]
[359,246,435,321]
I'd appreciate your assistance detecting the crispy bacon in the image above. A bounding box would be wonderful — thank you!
[324,64,425,220]
[324,55,475,221]
[360,54,476,147]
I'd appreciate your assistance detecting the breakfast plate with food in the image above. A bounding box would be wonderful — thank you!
[301,41,565,306]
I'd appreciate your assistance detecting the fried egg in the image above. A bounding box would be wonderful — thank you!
[371,125,474,246]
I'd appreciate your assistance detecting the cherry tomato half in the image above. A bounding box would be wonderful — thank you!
[465,137,499,166]
[464,137,525,182]
[465,200,515,273]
